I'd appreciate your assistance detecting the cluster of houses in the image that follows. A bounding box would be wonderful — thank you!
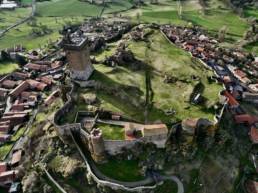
[0,49,65,188]
[161,25,258,193]
[161,25,258,91]
[79,19,132,43]
[0,149,22,189]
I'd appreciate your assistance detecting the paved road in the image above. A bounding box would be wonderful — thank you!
[161,175,184,193]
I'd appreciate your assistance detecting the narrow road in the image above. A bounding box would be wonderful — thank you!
[0,0,36,38]
[161,176,184,193]
[71,131,184,193]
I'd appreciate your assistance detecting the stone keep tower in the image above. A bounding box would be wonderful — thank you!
[62,37,94,81]
[89,128,106,163]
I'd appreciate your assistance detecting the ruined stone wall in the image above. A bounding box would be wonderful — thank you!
[103,134,167,155]
[104,140,138,155]
[53,84,75,138]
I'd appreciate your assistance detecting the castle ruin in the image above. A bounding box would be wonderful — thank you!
[88,128,106,163]
[62,34,94,81]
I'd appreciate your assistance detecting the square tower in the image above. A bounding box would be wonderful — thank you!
[62,37,94,81]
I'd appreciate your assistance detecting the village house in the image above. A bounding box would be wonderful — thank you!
[124,123,168,148]
[24,63,49,72]
[234,114,258,125]
[11,72,31,81]
[242,92,258,103]
[223,91,240,108]
[0,112,28,127]
[2,80,17,89]
[44,90,60,106]
[26,79,48,91]
[0,162,7,173]
[0,170,19,186]
[9,81,29,99]
[36,76,53,86]
[0,121,11,133]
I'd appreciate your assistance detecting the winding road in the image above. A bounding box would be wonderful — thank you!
[71,130,184,193]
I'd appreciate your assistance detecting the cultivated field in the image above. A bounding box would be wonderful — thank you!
[0,0,256,50]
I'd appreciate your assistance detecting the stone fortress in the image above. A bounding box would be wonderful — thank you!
[55,28,172,164]
[61,30,94,81]
[54,22,226,165]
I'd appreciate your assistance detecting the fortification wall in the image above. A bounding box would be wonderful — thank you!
[104,140,138,155]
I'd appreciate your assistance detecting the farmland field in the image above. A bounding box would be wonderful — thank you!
[0,0,253,49]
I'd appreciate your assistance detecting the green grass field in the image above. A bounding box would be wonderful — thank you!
[0,143,13,160]
[96,123,125,140]
[0,0,133,49]
[0,7,31,30]
[121,0,249,42]
[97,159,144,181]
[89,29,222,123]
[182,9,249,41]
[0,0,253,50]
[0,61,19,75]
[243,41,258,55]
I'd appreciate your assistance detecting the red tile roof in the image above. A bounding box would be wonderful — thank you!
[234,69,246,78]
[0,170,18,183]
[26,79,47,91]
[36,76,52,86]
[235,114,258,125]
[25,63,48,72]
[223,91,239,107]
[2,80,16,89]
[0,125,11,133]
[0,162,7,173]
[12,72,30,80]
[9,81,29,98]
